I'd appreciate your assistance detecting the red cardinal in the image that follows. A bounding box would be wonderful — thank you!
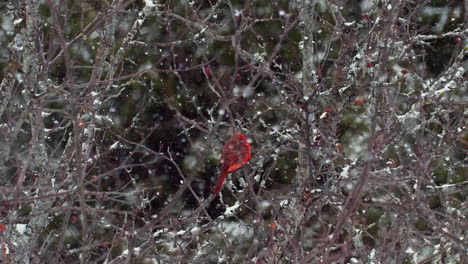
[213,133,252,195]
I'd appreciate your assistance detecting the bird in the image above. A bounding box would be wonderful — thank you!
[213,133,252,195]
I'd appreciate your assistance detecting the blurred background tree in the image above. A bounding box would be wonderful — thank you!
[0,0,466,263]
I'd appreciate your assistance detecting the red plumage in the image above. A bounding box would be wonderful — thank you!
[213,133,252,195]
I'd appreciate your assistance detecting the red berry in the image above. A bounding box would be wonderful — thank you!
[355,98,362,105]
[1,201,10,209]
[401,69,409,75]
[324,106,331,112]
[78,119,85,128]
[270,221,277,230]
[366,62,373,68]
[336,143,343,152]
[70,215,78,224]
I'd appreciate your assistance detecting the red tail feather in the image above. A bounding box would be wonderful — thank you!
[213,168,228,195]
